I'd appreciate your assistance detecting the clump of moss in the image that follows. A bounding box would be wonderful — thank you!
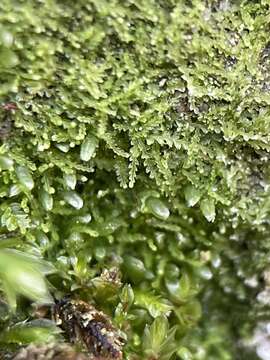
[0,0,270,359]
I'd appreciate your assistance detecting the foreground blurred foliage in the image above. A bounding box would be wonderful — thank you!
[0,0,270,358]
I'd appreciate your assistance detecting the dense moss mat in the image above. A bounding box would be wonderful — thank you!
[0,0,270,358]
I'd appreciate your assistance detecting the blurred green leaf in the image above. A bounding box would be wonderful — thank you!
[0,249,54,309]
[175,300,202,327]
[165,272,199,304]
[0,47,18,68]
[0,155,14,170]
[0,319,61,345]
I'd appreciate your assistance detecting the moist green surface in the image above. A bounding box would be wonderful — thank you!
[0,0,270,358]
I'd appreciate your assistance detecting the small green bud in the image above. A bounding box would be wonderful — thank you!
[80,134,98,161]
[62,191,83,209]
[40,190,53,211]
[146,197,170,220]
[184,185,201,207]
[16,166,34,191]
[120,284,134,311]
[200,198,216,222]
[63,173,76,190]
[123,256,147,282]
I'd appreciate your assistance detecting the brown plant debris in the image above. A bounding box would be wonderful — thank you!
[53,298,124,359]
[12,343,87,360]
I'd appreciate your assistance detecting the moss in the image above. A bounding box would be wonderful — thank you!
[0,0,269,359]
